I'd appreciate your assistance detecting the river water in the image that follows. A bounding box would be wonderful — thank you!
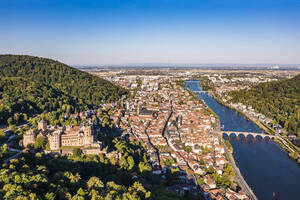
[185,81,300,200]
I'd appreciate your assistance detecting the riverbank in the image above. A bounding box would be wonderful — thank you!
[196,80,300,163]
[187,80,300,200]
[196,80,277,135]
[219,135,258,200]
[214,116,257,200]
[210,92,300,163]
[186,81,257,199]
[212,94,273,134]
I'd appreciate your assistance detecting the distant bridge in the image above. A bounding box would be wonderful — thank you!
[216,131,277,140]
[192,90,208,94]
[186,80,199,82]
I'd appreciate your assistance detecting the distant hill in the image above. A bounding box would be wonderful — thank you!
[0,55,127,125]
[229,75,300,135]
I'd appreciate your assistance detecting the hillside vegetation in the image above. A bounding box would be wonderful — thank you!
[229,75,300,135]
[0,55,127,125]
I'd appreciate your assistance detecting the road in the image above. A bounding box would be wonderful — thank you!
[2,123,30,134]
[1,124,27,163]
[3,148,22,164]
[275,133,296,153]
[1,134,17,147]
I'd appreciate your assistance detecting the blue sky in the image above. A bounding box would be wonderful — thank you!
[1,0,300,65]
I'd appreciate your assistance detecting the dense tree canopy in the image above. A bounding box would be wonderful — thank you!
[0,77,80,124]
[0,150,151,200]
[229,75,300,135]
[0,55,127,125]
[0,137,184,200]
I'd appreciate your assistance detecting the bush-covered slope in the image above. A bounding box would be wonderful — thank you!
[229,75,300,134]
[0,55,127,124]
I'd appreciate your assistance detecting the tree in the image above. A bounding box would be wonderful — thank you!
[119,156,129,170]
[34,136,46,149]
[0,144,8,159]
[199,159,205,166]
[45,192,56,200]
[7,117,13,126]
[213,173,232,188]
[223,164,234,177]
[206,166,214,174]
[184,146,192,154]
[72,148,82,157]
[128,182,151,199]
[197,177,204,185]
[72,188,86,200]
[127,156,135,170]
[87,177,104,190]
[170,167,180,175]
[138,162,152,173]
[0,129,6,144]
[164,157,175,167]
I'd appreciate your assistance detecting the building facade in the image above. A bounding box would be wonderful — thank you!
[48,124,98,150]
[23,120,102,154]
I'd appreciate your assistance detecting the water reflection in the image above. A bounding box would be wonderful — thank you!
[185,81,300,200]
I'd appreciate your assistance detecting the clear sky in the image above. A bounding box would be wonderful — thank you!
[1,0,300,65]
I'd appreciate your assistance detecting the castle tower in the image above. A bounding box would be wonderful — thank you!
[48,132,61,150]
[84,126,92,136]
[38,119,47,132]
[23,129,35,147]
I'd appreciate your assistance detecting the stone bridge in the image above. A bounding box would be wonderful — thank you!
[186,80,199,82]
[193,90,208,94]
[216,131,277,140]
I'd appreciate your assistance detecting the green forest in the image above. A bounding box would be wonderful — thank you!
[0,139,183,200]
[229,75,300,136]
[0,55,127,125]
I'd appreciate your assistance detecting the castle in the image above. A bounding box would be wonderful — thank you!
[48,124,97,150]
[23,120,102,154]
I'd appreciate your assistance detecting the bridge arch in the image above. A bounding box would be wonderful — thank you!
[246,134,254,140]
[222,133,229,138]
[218,131,276,140]
[238,134,246,139]
[255,135,263,140]
[263,135,271,140]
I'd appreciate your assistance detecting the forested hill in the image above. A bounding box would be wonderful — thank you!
[0,55,126,104]
[229,75,300,135]
[0,55,127,125]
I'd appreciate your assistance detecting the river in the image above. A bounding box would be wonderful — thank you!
[185,81,300,200]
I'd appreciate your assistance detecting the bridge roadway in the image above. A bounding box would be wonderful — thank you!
[186,80,199,82]
[192,90,208,94]
[217,131,277,140]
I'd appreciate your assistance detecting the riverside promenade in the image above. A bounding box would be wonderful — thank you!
[218,133,258,200]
